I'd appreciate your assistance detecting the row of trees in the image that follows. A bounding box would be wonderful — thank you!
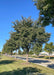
[2,0,54,62]
[18,42,54,58]
[34,0,54,58]
[2,17,50,62]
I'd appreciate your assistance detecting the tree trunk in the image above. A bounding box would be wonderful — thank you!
[17,51,18,55]
[49,56,50,59]
[15,50,17,59]
[37,55,39,58]
[49,53,50,59]
[11,50,12,56]
[26,53,29,62]
[26,49,29,63]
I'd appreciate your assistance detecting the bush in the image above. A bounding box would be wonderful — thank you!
[44,56,49,59]
[38,56,45,58]
[44,56,54,59]
[50,57,54,59]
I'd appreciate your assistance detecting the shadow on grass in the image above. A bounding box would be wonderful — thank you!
[47,64,54,69]
[0,67,45,75]
[0,60,15,65]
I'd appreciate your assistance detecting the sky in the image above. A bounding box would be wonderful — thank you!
[0,0,54,51]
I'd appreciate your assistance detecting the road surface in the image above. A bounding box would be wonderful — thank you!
[12,55,54,69]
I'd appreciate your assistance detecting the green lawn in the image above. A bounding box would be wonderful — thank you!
[0,55,54,75]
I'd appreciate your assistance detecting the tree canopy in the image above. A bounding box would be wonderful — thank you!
[2,38,16,55]
[44,42,54,59]
[2,17,50,62]
[34,0,54,27]
[11,17,50,62]
[44,42,54,54]
[33,43,42,56]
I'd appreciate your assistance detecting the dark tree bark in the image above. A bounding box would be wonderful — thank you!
[11,50,12,56]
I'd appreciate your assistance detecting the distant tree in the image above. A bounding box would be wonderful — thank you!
[22,49,26,55]
[2,38,16,55]
[0,52,1,56]
[2,41,9,54]
[18,49,22,55]
[10,32,20,49]
[33,43,42,56]
[29,50,33,55]
[7,39,16,55]
[10,32,20,55]
[12,17,50,62]
[34,0,54,27]
[44,42,54,59]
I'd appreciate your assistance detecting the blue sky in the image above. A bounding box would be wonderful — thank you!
[0,0,54,51]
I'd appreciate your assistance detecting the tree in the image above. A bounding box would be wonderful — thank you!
[18,49,22,55]
[10,32,20,55]
[7,38,16,55]
[2,38,16,55]
[44,42,54,59]
[29,49,33,55]
[22,49,26,55]
[34,0,54,27]
[10,32,20,50]
[0,52,1,55]
[12,17,50,62]
[33,43,42,56]
[2,41,9,54]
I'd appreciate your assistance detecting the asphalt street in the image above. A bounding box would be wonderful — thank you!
[12,55,54,69]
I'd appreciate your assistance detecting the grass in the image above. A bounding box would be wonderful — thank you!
[0,55,54,75]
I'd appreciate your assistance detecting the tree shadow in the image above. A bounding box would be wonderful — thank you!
[16,57,32,60]
[16,57,50,64]
[0,60,15,65]
[0,67,45,75]
[47,64,54,69]
[29,59,50,64]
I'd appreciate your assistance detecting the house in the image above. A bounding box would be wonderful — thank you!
[39,52,49,56]
[39,51,54,56]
